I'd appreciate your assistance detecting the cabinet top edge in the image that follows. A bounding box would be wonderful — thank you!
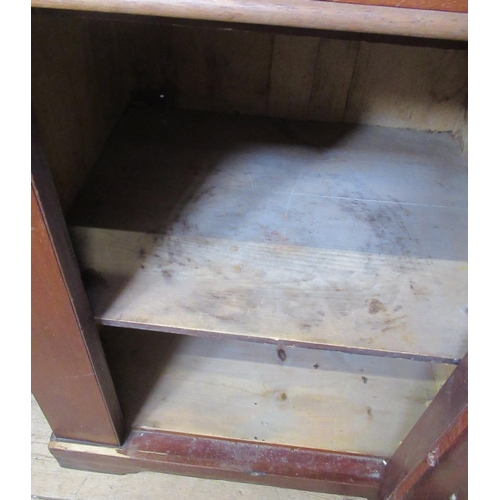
[31,0,467,41]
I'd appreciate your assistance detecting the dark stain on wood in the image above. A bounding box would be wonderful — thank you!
[368,299,387,314]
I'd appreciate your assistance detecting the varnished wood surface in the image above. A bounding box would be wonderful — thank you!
[402,428,467,499]
[31,0,468,40]
[378,353,467,499]
[321,0,467,13]
[49,430,382,499]
[31,119,124,445]
[68,108,468,362]
[97,327,452,457]
[31,396,365,500]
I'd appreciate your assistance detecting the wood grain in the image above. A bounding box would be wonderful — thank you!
[31,13,87,212]
[321,0,467,13]
[402,428,467,499]
[68,108,468,362]
[31,11,128,211]
[308,38,360,122]
[31,118,124,445]
[344,41,468,131]
[49,430,383,499]
[170,26,274,115]
[100,20,466,130]
[268,35,319,119]
[97,327,452,458]
[378,353,467,499]
[35,12,467,133]
[31,0,468,41]
[32,395,365,500]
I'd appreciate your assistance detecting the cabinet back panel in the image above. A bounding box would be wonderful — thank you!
[31,11,467,210]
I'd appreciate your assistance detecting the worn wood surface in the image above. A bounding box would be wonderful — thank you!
[268,35,320,120]
[68,108,467,362]
[32,396,365,500]
[321,0,467,13]
[343,41,468,131]
[308,38,360,122]
[31,11,128,211]
[30,0,468,40]
[97,327,451,458]
[109,20,466,130]
[48,432,381,499]
[378,353,467,499]
[402,428,467,499]
[32,12,467,205]
[31,120,124,445]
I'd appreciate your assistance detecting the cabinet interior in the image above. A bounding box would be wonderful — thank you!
[32,8,467,460]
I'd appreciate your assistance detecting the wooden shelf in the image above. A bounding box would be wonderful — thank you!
[31,0,467,41]
[99,326,455,458]
[68,107,468,363]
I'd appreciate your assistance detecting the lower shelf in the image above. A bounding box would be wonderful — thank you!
[99,327,454,458]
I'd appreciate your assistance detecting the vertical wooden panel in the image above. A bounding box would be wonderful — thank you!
[113,20,170,93]
[344,41,468,131]
[32,11,129,212]
[308,38,360,122]
[162,25,212,110]
[32,119,125,446]
[453,107,468,157]
[31,13,86,212]
[204,28,273,115]
[268,35,320,120]
[404,430,467,500]
[163,26,273,115]
[378,354,467,499]
[87,19,129,134]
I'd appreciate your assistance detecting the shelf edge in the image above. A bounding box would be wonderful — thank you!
[31,0,467,41]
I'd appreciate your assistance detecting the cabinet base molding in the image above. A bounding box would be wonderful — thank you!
[49,429,386,499]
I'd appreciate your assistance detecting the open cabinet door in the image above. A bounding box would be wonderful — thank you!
[378,353,468,499]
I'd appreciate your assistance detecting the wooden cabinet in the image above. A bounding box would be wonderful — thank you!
[31,2,468,498]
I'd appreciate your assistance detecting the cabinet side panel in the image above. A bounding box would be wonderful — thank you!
[31,11,128,212]
[378,354,467,499]
[31,121,124,445]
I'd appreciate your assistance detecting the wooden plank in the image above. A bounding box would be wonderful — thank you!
[31,11,129,211]
[402,429,467,499]
[49,430,382,499]
[71,226,468,362]
[40,13,466,133]
[31,13,87,212]
[31,0,468,41]
[344,41,468,131]
[206,28,274,115]
[68,108,468,362]
[308,38,360,122]
[378,353,467,499]
[268,35,319,120]
[32,396,364,500]
[322,0,467,13]
[31,117,124,445]
[100,327,444,458]
[166,26,273,115]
